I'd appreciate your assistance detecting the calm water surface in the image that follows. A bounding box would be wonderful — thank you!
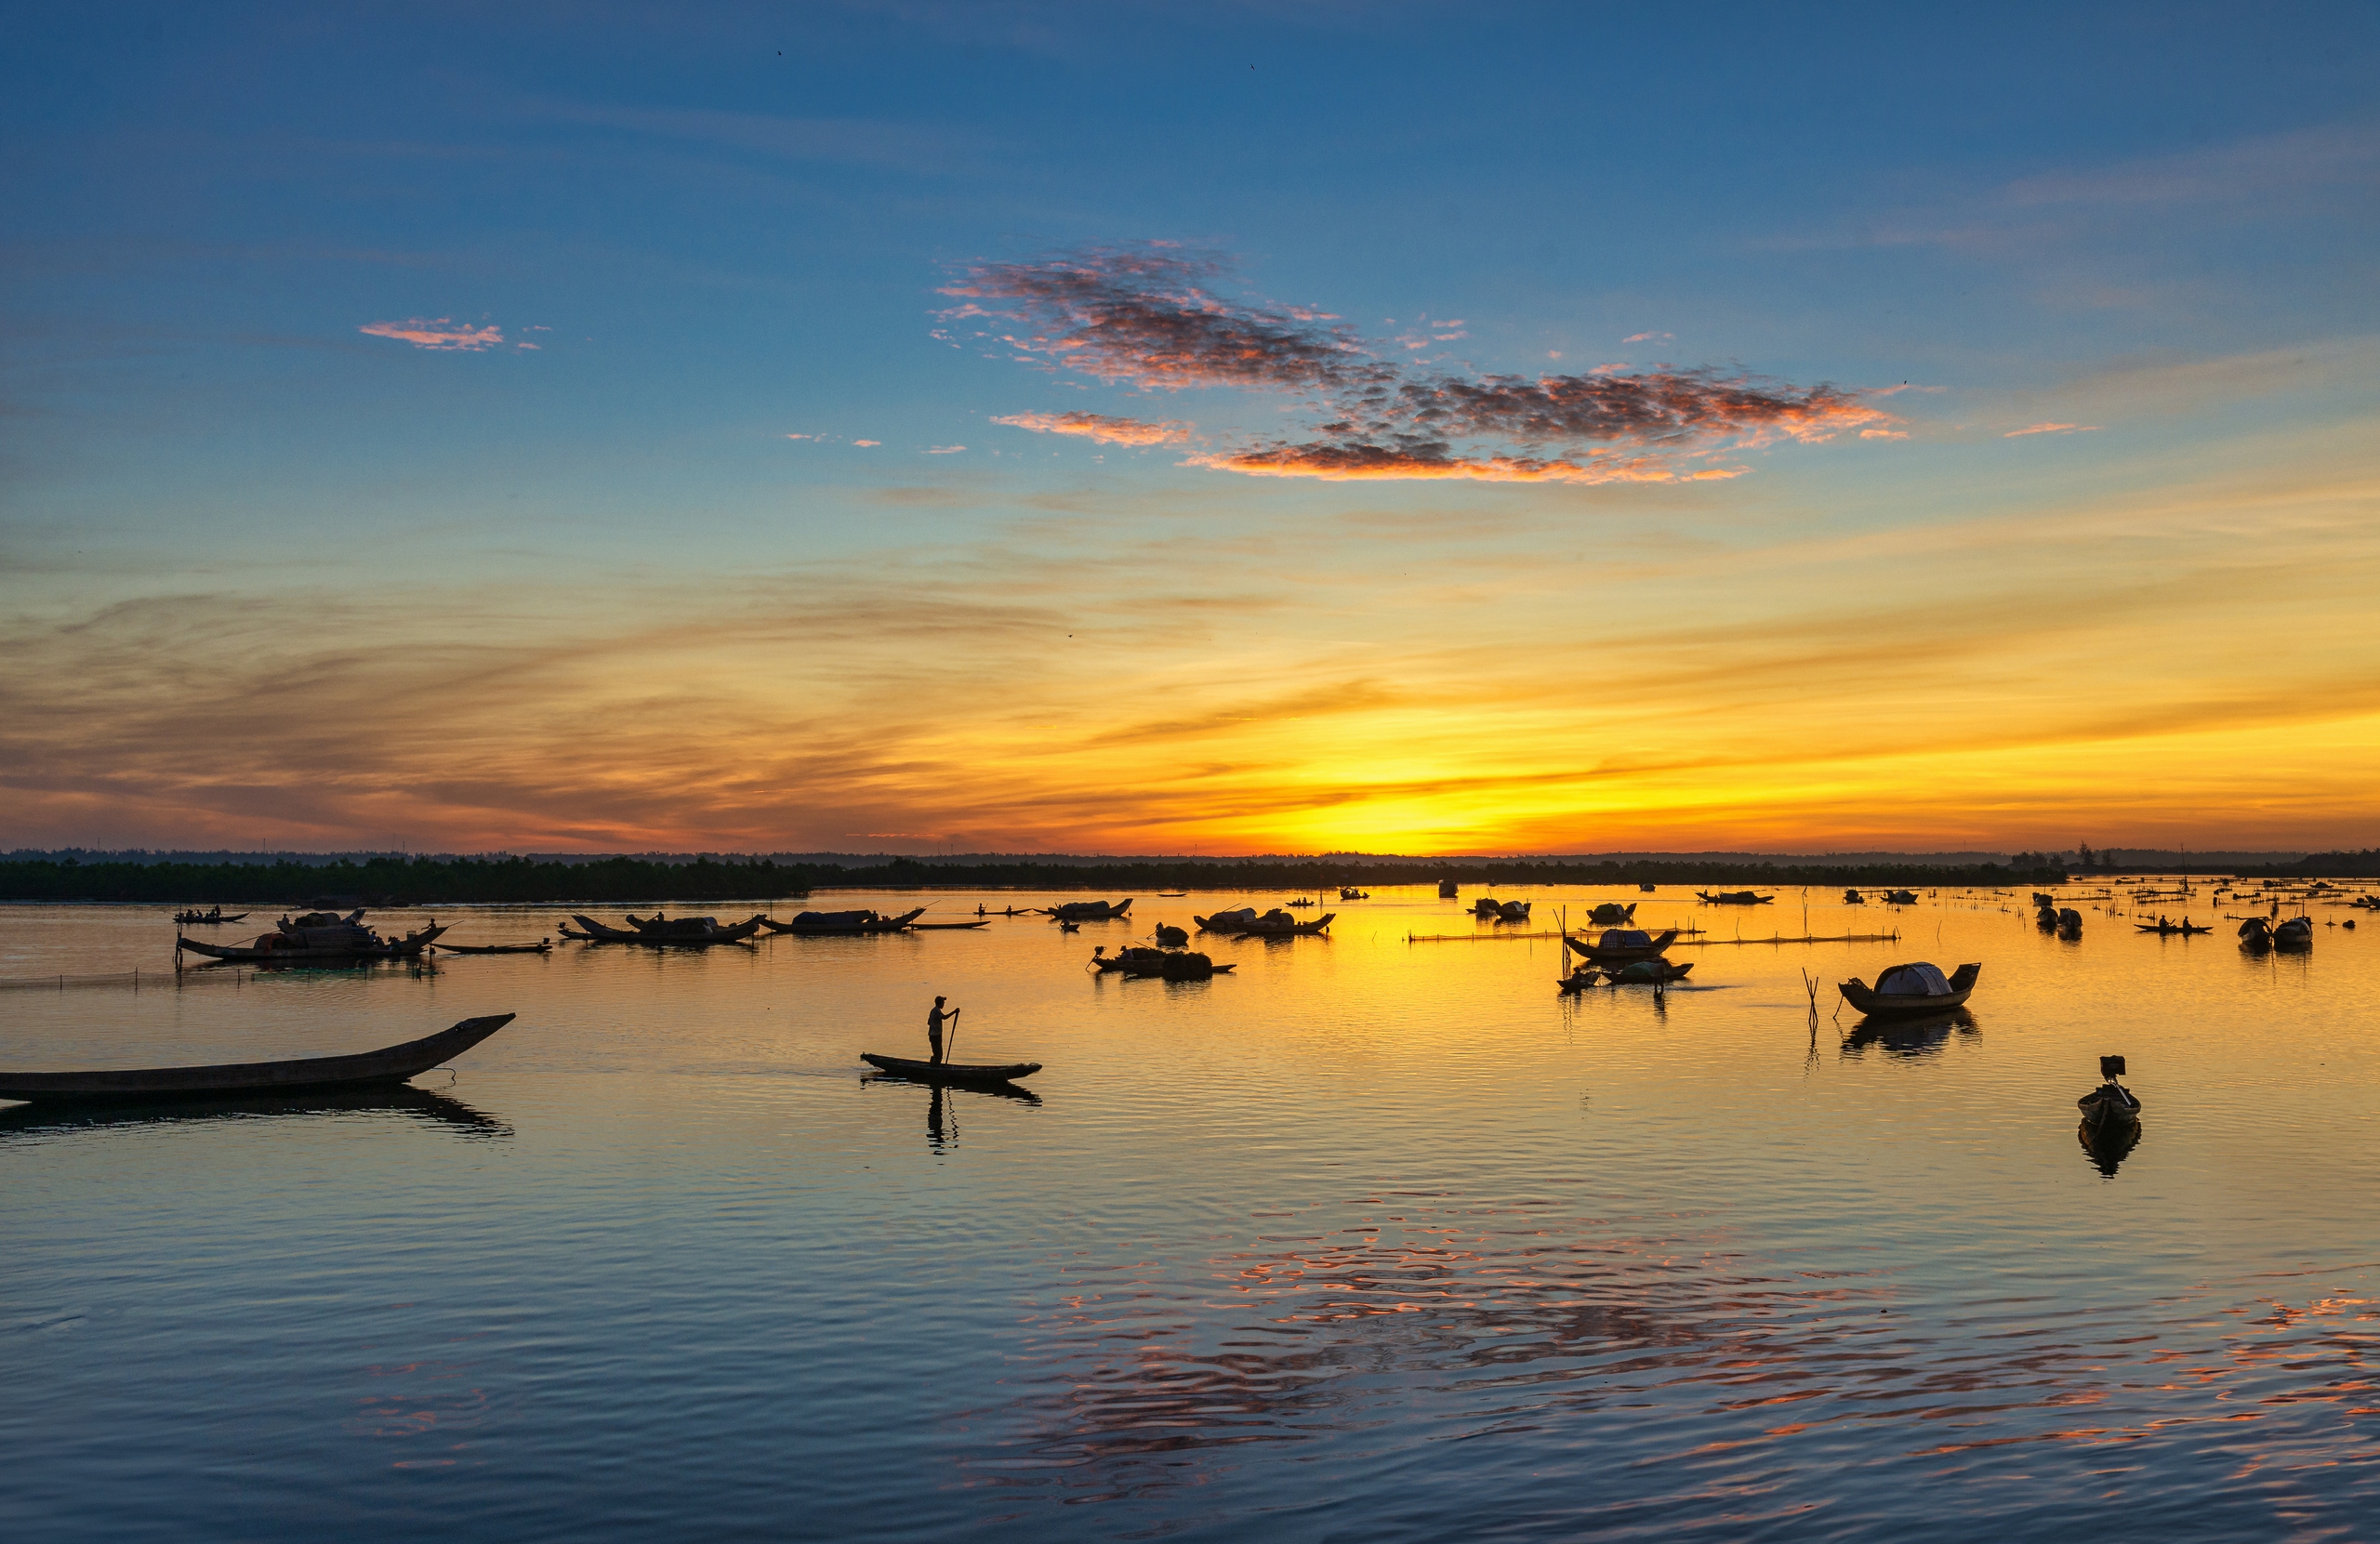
[6,886,2378,1540]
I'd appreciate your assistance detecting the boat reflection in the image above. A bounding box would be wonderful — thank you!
[1841,1008,1978,1059]
[862,1072,1040,1153]
[0,1084,510,1141]
[2078,1116,2142,1177]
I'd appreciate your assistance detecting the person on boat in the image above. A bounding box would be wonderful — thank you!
[927,996,959,1065]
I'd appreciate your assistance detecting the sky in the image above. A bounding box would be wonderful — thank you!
[5,1,2378,856]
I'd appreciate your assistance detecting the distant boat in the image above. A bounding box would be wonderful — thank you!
[435,940,553,955]
[859,1053,1039,1089]
[171,909,249,926]
[1196,907,1335,936]
[1474,898,1531,921]
[1338,888,1369,900]
[1091,946,1234,979]
[1565,928,1677,966]
[0,1014,513,1105]
[2134,919,2210,936]
[1838,961,1980,1015]
[1638,882,1657,892]
[1882,890,1919,905]
[1842,890,1864,904]
[1585,902,1635,925]
[1040,899,1132,921]
[760,907,927,935]
[2057,907,2083,939]
[1438,879,1459,898]
[1697,891,1773,905]
[178,910,446,961]
[568,914,766,945]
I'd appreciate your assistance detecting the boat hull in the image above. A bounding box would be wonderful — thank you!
[860,1053,1039,1087]
[1838,983,1976,1015]
[0,1014,514,1104]
[759,908,928,935]
[177,923,447,961]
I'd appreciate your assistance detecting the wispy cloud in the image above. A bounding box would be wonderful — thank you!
[2004,422,2102,437]
[927,444,967,455]
[1623,330,1674,343]
[992,410,1191,445]
[945,244,1894,486]
[359,318,504,350]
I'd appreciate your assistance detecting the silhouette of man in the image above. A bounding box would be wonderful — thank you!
[927,996,959,1064]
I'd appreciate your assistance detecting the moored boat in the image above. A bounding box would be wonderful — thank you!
[859,1053,1039,1088]
[1196,906,1335,936]
[178,910,447,962]
[171,908,249,925]
[435,940,553,955]
[2076,1054,2141,1132]
[1040,899,1132,921]
[1091,946,1235,979]
[1697,891,1773,905]
[569,913,766,945]
[1565,928,1678,966]
[1838,961,1980,1015]
[1586,902,1636,925]
[759,907,928,935]
[0,1014,514,1104]
[2273,916,2314,951]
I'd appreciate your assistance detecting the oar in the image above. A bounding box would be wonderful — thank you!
[944,1007,961,1065]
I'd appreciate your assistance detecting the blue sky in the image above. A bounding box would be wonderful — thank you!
[6,3,2378,852]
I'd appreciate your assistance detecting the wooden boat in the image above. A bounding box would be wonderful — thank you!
[859,1053,1039,1088]
[2056,907,2083,939]
[909,920,990,930]
[434,940,553,955]
[2077,1056,2140,1132]
[1842,890,1864,904]
[1041,899,1132,921]
[2032,892,2058,907]
[570,914,765,944]
[1586,902,1636,925]
[2133,920,2210,936]
[1339,888,1369,900]
[2273,916,2314,951]
[1638,882,1658,892]
[1091,946,1235,979]
[1561,959,1692,990]
[1838,961,1980,1016]
[178,917,447,961]
[1697,891,1773,905]
[1196,908,1336,936]
[1474,898,1531,921]
[1152,924,1190,946]
[1288,897,1316,908]
[0,1014,514,1105]
[1882,890,1919,905]
[1565,928,1678,966]
[759,907,927,935]
[1438,879,1459,898]
[2035,904,2060,930]
[172,909,249,925]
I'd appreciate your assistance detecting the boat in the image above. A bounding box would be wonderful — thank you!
[1560,959,1692,991]
[1195,906,1336,936]
[759,907,928,935]
[1438,879,1459,898]
[1837,961,1981,1015]
[1287,897,1316,908]
[2032,892,2058,907]
[1338,888,1369,901]
[2035,904,2060,930]
[1158,891,1188,897]
[177,910,448,962]
[0,1014,514,1105]
[1882,890,1919,905]
[1040,899,1132,921]
[2057,907,2083,939]
[859,1053,1039,1089]
[1843,890,1864,904]
[1638,882,1657,892]
[1474,898,1531,921]
[1153,924,1190,946]
[1091,946,1235,979]
[2133,919,2210,936]
[2273,916,2315,951]
[569,913,766,945]
[2076,1055,2141,1132]
[1585,902,1636,925]
[1697,891,1773,905]
[1564,928,1678,966]
[909,920,990,930]
[171,909,249,925]
[434,940,553,955]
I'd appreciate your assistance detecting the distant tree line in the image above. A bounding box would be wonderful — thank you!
[2236,850,2380,878]
[0,851,2088,904]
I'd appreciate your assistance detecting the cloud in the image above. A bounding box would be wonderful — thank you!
[927,444,967,455]
[2004,422,2103,437]
[939,244,1394,394]
[992,411,1191,446]
[949,244,1896,487]
[1623,331,1674,343]
[853,439,881,446]
[358,318,504,351]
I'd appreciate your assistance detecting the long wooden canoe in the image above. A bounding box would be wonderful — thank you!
[908,920,991,930]
[434,941,553,954]
[759,908,928,935]
[0,1014,515,1105]
[860,1052,1040,1087]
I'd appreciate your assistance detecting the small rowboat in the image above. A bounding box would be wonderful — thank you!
[1565,929,1678,966]
[860,1053,1040,1088]
[1697,891,1774,905]
[435,941,553,955]
[760,908,927,935]
[2134,921,2210,936]
[0,1014,514,1105]
[172,910,249,925]
[908,920,991,930]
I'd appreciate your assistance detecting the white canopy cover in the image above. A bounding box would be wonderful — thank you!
[1875,962,1951,997]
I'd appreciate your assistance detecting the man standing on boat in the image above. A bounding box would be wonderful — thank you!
[927,996,959,1065]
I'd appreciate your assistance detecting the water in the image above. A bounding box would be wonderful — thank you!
[5,887,2377,1540]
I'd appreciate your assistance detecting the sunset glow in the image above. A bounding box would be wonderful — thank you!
[5,10,2376,856]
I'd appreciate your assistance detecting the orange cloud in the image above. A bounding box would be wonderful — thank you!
[1185,445,1742,484]
[992,411,1191,445]
[2006,422,2104,437]
[359,318,504,351]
